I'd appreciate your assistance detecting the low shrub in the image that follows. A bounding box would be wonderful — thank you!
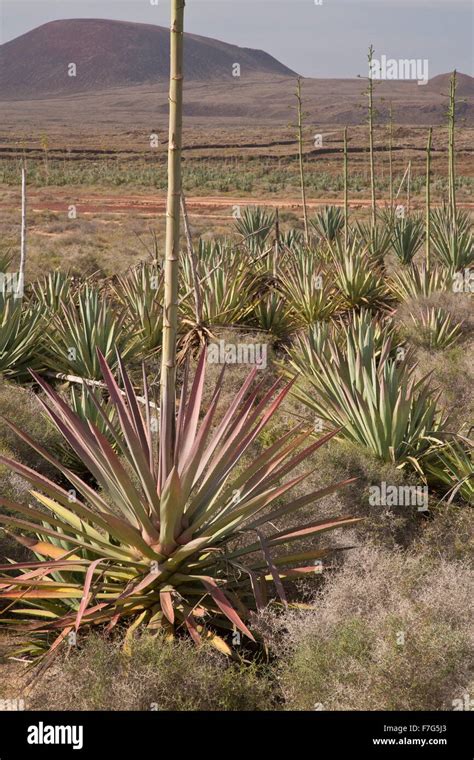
[27,633,277,711]
[268,546,473,711]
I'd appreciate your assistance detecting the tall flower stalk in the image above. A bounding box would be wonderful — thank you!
[295,77,309,245]
[388,102,394,211]
[160,0,185,487]
[343,127,349,249]
[426,127,433,268]
[367,45,377,228]
[448,70,457,220]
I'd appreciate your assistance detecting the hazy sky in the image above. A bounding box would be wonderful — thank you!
[1,0,472,78]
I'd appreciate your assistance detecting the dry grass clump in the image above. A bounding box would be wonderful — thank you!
[412,343,473,432]
[267,545,473,711]
[26,633,276,712]
[413,503,474,562]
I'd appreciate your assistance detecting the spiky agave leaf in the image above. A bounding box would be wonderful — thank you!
[286,322,333,373]
[0,352,358,658]
[29,271,74,318]
[310,206,345,243]
[336,308,396,356]
[234,206,275,255]
[280,229,304,251]
[391,216,425,266]
[251,291,297,341]
[430,208,473,271]
[49,384,119,476]
[180,240,256,326]
[355,220,393,265]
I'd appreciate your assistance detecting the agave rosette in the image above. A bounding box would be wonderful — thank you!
[0,292,44,380]
[430,208,473,271]
[328,239,389,311]
[111,262,164,354]
[0,352,358,658]
[389,263,453,302]
[410,306,463,350]
[180,241,256,326]
[391,216,425,266]
[287,320,446,466]
[279,253,339,326]
[421,435,474,505]
[43,284,142,380]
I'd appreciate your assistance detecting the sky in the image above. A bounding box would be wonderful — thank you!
[0,0,472,79]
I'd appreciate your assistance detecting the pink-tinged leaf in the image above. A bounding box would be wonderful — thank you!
[116,569,161,602]
[50,626,74,654]
[191,367,259,485]
[0,427,122,531]
[179,349,207,466]
[201,577,255,641]
[268,516,362,546]
[234,425,306,493]
[96,352,162,519]
[116,352,150,456]
[141,363,156,477]
[184,613,201,645]
[159,466,184,553]
[245,477,358,531]
[75,558,107,631]
[178,370,224,496]
[174,357,190,466]
[281,566,328,576]
[264,428,341,489]
[160,591,175,624]
[190,378,297,517]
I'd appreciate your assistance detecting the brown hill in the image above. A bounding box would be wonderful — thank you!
[0,18,298,99]
[425,72,474,97]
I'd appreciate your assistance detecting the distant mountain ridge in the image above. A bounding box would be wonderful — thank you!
[0,18,298,99]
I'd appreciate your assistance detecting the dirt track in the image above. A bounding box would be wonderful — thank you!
[1,191,473,218]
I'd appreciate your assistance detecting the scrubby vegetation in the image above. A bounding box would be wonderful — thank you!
[269,546,473,711]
